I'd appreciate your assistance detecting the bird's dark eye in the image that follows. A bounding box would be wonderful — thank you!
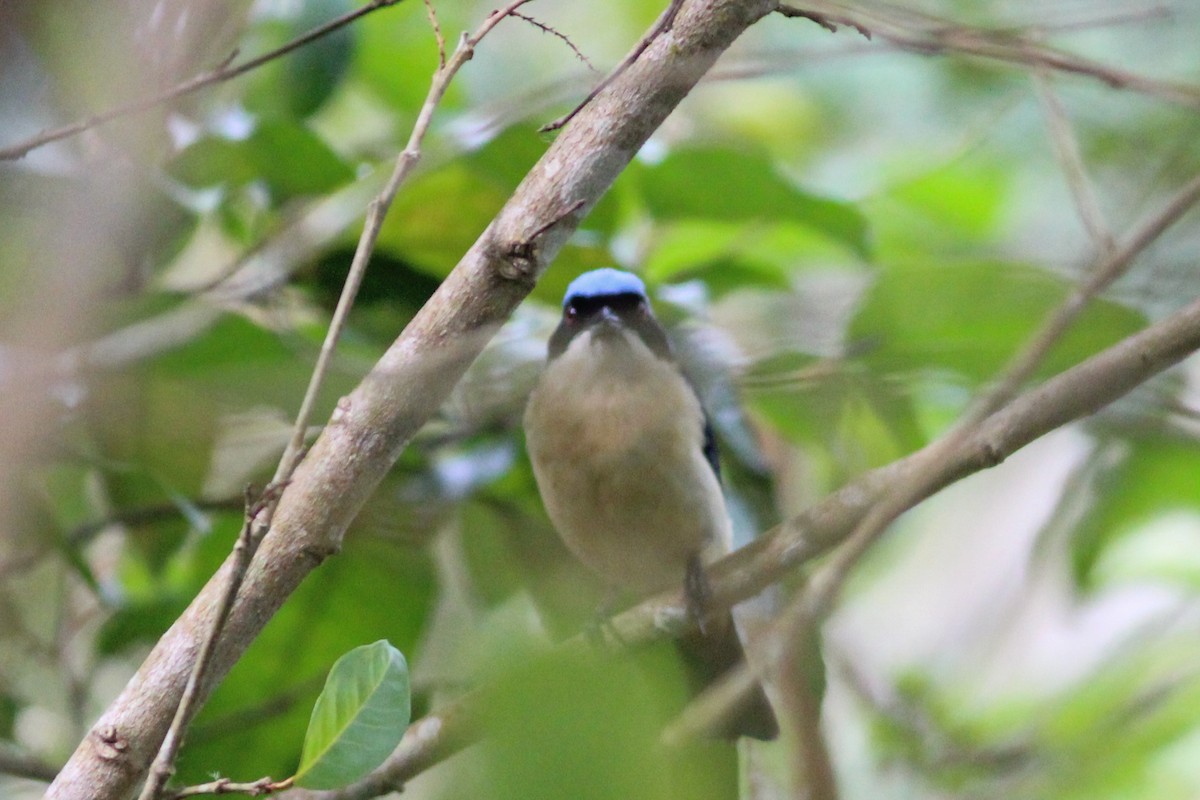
[565,304,579,320]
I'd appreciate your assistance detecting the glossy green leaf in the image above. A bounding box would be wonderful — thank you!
[636,148,870,259]
[294,640,411,789]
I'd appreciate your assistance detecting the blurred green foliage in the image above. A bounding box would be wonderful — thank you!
[2,0,1200,798]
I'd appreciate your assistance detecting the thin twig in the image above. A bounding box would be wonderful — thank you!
[775,4,871,38]
[509,12,596,70]
[778,644,839,800]
[987,170,1200,413]
[1034,72,1116,252]
[270,0,537,500]
[523,199,587,244]
[138,487,279,800]
[170,776,293,799]
[774,3,1200,112]
[0,0,408,161]
[422,0,446,69]
[540,0,686,132]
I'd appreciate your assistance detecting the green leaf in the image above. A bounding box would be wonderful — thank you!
[169,121,352,199]
[889,160,1008,238]
[294,640,411,789]
[635,147,871,260]
[355,0,464,111]
[376,163,509,276]
[243,0,355,119]
[1073,435,1200,590]
[246,120,354,197]
[474,646,717,800]
[850,260,1146,384]
[169,137,257,188]
[748,367,922,486]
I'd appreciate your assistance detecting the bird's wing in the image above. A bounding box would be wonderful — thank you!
[700,398,721,483]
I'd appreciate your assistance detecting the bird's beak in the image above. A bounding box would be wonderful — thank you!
[590,305,624,341]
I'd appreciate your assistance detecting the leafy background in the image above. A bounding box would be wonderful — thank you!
[2,0,1200,798]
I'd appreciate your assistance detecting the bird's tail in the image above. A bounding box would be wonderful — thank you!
[677,613,778,741]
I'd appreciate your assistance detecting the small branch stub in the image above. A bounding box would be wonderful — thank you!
[776,5,872,38]
[94,726,129,761]
[498,199,586,282]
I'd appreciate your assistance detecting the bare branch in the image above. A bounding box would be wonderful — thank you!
[541,0,686,132]
[170,776,292,799]
[775,4,871,38]
[510,12,597,71]
[1034,72,1116,252]
[138,488,271,800]
[775,3,1200,112]
[0,0,409,161]
[778,640,839,800]
[422,0,446,69]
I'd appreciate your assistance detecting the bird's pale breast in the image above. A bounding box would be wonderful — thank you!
[524,329,732,594]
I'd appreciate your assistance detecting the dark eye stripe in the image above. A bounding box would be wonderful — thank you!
[548,292,670,361]
[565,292,644,318]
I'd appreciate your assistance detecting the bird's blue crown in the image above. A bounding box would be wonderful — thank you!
[563,268,647,308]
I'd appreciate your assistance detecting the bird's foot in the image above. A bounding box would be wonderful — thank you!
[684,553,714,636]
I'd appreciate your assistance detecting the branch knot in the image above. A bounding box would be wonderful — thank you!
[94,725,129,761]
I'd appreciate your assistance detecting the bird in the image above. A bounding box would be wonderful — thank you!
[523,267,778,740]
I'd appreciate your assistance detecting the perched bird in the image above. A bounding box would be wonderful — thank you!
[523,268,777,740]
